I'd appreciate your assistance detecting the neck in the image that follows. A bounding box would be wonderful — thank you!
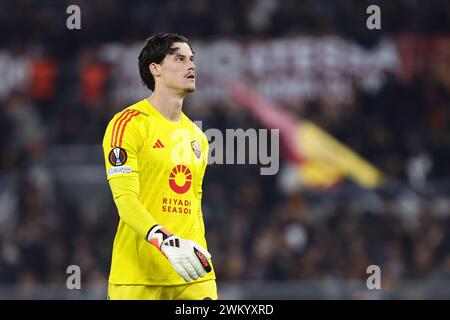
[147,88,185,122]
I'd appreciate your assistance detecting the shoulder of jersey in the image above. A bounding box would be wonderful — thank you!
[190,119,208,142]
[109,100,149,148]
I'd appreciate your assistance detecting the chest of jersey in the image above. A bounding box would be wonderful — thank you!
[137,118,206,204]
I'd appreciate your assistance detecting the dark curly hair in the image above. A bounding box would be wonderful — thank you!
[138,33,193,91]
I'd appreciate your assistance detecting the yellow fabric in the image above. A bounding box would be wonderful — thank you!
[102,99,215,286]
[107,279,218,300]
[296,120,384,188]
[110,177,157,240]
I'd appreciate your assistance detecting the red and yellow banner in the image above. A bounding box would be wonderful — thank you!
[230,83,384,189]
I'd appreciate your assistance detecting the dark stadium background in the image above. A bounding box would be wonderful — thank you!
[0,0,450,299]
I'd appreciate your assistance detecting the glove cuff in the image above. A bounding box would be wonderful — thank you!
[146,225,173,249]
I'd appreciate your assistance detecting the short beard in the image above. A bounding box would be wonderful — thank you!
[183,86,196,94]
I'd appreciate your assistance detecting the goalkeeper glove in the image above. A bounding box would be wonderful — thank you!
[147,225,212,282]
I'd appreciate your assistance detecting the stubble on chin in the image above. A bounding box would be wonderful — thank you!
[184,86,196,94]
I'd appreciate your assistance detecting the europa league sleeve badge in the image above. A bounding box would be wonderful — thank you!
[108,147,128,166]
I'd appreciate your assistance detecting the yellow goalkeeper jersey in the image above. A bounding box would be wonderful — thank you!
[102,98,215,285]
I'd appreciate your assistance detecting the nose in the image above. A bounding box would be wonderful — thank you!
[188,60,195,71]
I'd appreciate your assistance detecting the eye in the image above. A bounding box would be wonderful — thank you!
[176,57,184,62]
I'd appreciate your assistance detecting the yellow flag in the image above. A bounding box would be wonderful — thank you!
[297,121,384,188]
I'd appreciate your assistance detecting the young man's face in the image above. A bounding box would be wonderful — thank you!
[157,42,196,95]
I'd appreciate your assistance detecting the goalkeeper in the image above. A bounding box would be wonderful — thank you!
[102,33,216,300]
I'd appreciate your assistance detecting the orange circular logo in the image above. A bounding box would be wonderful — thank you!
[169,165,192,194]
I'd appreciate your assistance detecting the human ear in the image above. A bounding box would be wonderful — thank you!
[149,63,161,77]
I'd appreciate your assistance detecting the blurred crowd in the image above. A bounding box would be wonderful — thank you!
[1,0,450,49]
[0,0,450,298]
